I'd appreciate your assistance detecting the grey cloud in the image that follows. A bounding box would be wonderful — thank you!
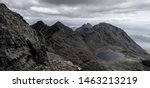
[40,0,128,6]
[2,0,150,18]
[1,0,150,33]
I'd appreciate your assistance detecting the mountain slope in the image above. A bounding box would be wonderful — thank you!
[77,23,150,70]
[0,3,78,71]
[82,23,148,58]
[32,21,150,70]
[32,21,108,70]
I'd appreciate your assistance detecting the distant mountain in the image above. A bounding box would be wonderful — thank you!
[44,21,73,37]
[83,23,148,58]
[32,20,150,70]
[76,23,93,35]
[32,21,106,70]
[31,21,50,34]
[76,23,93,31]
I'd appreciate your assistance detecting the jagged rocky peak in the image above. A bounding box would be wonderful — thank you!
[0,3,7,9]
[31,20,46,28]
[0,3,9,25]
[0,3,28,25]
[32,21,73,38]
[31,20,50,32]
[36,20,45,25]
[55,21,62,25]
[76,23,92,30]
[49,21,73,33]
[76,23,93,34]
[82,23,93,29]
[32,20,48,27]
[52,21,69,29]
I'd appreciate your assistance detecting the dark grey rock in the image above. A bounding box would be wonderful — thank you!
[0,3,79,71]
[2,3,149,71]
[76,23,94,36]
[83,23,148,58]
[31,20,150,71]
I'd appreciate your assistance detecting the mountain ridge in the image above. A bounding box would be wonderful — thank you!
[32,20,150,70]
[0,3,150,71]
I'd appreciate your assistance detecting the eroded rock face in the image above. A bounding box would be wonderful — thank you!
[0,3,79,71]
[0,3,40,70]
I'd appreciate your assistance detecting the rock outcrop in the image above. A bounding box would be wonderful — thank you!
[0,3,78,71]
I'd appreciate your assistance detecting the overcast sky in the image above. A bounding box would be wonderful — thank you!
[1,0,150,36]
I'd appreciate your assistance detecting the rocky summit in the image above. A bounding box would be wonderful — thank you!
[0,3,150,71]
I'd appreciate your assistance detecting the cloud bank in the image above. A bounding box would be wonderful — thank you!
[1,0,150,35]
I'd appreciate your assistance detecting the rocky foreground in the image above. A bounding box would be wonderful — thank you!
[0,3,150,71]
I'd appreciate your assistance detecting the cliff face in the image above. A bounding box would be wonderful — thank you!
[0,3,42,70]
[0,3,78,71]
